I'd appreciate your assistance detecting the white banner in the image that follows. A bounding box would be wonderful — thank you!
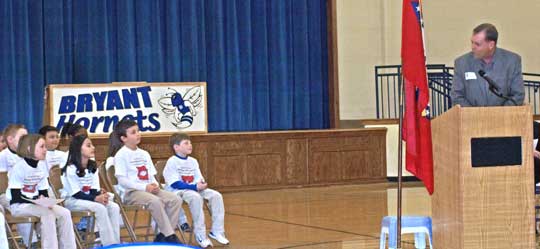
[46,82,207,135]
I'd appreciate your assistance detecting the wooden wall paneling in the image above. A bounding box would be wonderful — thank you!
[285,139,309,185]
[212,154,246,188]
[192,142,208,181]
[86,128,387,191]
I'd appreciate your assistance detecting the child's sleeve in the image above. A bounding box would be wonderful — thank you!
[170,181,197,191]
[93,170,101,190]
[7,167,22,189]
[113,154,127,177]
[0,153,7,172]
[163,158,177,186]
[194,159,205,183]
[145,152,158,184]
[38,164,49,191]
[117,176,147,191]
[63,166,80,196]
[59,151,68,168]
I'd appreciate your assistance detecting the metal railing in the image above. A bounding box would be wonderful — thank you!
[375,64,540,119]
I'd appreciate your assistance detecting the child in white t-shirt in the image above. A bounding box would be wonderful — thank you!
[0,124,28,173]
[0,124,37,247]
[112,119,183,243]
[62,135,121,246]
[164,132,229,248]
[8,134,76,249]
[38,125,68,171]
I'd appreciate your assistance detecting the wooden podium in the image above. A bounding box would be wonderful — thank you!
[431,105,535,248]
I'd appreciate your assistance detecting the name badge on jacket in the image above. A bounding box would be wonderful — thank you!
[465,72,477,80]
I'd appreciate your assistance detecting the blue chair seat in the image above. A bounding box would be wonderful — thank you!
[379,216,433,249]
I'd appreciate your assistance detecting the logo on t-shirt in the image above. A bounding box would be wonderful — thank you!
[181,175,194,184]
[82,185,91,193]
[22,184,37,193]
[137,166,149,180]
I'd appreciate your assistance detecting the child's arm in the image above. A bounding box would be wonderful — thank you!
[170,180,197,191]
[117,175,147,191]
[0,153,7,172]
[194,159,205,183]
[71,189,99,201]
[145,153,159,185]
[9,189,48,204]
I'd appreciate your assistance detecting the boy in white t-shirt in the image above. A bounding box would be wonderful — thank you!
[113,119,183,243]
[164,133,229,248]
[104,130,193,234]
[0,124,27,173]
[38,125,68,170]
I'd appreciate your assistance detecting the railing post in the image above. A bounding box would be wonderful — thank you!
[375,66,380,119]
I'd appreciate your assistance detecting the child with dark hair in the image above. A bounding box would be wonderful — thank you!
[112,119,183,243]
[39,125,68,171]
[60,122,87,140]
[58,123,91,231]
[62,135,121,246]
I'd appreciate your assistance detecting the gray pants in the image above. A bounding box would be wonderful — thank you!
[173,188,225,236]
[10,203,76,249]
[0,194,37,246]
[124,189,182,237]
[64,197,121,246]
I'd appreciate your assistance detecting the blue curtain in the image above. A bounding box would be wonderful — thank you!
[0,0,329,132]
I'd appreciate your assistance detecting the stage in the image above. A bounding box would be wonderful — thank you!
[122,182,431,248]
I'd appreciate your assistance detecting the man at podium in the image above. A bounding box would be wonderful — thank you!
[450,23,524,107]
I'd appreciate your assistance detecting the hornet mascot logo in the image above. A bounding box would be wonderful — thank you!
[158,87,203,129]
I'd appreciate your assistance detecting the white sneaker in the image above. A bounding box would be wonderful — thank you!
[195,233,213,248]
[209,232,230,245]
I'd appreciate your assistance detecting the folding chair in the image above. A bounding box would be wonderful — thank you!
[48,165,96,249]
[535,185,540,233]
[0,172,40,249]
[102,164,154,242]
[97,162,137,242]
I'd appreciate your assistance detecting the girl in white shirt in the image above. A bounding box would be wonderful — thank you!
[62,135,121,246]
[0,124,37,247]
[8,134,76,249]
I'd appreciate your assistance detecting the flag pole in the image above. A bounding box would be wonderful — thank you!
[397,70,405,249]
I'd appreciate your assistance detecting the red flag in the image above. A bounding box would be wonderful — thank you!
[401,0,434,194]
